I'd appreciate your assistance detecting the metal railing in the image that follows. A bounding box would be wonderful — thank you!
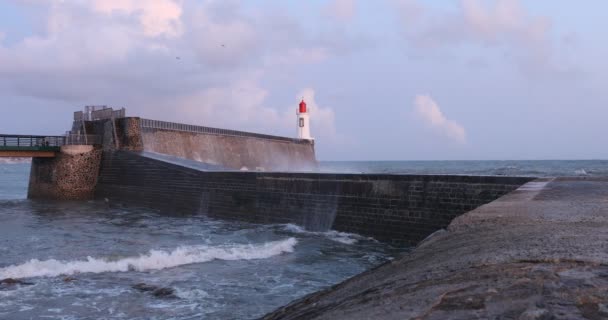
[91,107,126,121]
[0,134,102,148]
[74,106,126,121]
[0,135,65,148]
[139,118,311,144]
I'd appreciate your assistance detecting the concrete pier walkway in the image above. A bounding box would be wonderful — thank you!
[263,177,608,319]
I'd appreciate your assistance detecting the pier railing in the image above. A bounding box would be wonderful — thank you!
[0,134,102,149]
[140,119,311,144]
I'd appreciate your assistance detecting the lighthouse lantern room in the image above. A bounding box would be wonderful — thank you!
[297,99,312,140]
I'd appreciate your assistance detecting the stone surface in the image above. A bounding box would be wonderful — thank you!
[117,118,144,151]
[28,147,102,200]
[60,145,94,155]
[95,151,530,246]
[261,177,608,320]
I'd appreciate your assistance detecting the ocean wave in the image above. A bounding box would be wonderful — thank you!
[282,224,372,245]
[0,238,297,280]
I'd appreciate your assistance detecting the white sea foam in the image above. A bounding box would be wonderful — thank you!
[0,238,297,280]
[282,224,371,245]
[575,169,588,176]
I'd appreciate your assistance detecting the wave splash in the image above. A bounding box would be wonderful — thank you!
[0,238,297,280]
[282,224,372,245]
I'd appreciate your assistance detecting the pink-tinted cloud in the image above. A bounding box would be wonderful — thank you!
[414,95,466,144]
[93,0,183,37]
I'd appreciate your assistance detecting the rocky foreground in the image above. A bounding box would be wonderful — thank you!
[262,177,608,319]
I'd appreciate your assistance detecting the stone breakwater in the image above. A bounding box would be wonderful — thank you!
[262,177,608,320]
[95,151,530,246]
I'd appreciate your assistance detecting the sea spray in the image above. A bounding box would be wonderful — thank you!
[0,238,297,280]
[282,224,374,245]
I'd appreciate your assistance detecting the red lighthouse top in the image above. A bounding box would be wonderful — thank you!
[299,99,307,113]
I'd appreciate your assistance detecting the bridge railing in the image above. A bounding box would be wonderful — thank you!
[0,134,102,148]
[140,118,312,144]
[0,135,65,148]
[64,134,103,145]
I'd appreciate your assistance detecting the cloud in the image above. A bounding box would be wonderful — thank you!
[394,0,568,75]
[0,0,369,156]
[324,0,357,22]
[414,94,466,144]
[93,0,183,37]
[265,47,330,66]
[0,1,358,101]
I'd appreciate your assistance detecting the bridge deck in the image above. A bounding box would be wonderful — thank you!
[0,150,57,158]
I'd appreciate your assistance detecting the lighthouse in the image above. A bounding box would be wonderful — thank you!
[297,98,312,140]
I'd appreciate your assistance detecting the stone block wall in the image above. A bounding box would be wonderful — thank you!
[96,152,532,246]
[28,146,103,200]
[140,128,317,171]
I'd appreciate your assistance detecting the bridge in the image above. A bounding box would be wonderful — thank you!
[0,134,98,158]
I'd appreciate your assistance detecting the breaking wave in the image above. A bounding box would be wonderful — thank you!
[282,224,372,245]
[0,238,297,280]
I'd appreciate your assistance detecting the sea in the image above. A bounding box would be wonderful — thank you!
[0,159,606,319]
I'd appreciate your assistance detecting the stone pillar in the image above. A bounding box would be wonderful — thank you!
[116,117,144,151]
[28,145,103,200]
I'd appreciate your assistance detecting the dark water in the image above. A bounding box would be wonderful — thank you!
[0,163,397,319]
[319,160,608,177]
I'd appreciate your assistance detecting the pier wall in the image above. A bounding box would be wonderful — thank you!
[96,151,531,246]
[140,127,316,171]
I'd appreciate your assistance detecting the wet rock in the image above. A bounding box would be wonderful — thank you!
[132,283,158,292]
[0,278,34,288]
[132,283,176,298]
[152,287,175,298]
[63,277,77,283]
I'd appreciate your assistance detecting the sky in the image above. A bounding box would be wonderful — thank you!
[0,0,607,161]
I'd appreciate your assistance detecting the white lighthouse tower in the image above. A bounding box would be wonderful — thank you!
[297,98,312,140]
